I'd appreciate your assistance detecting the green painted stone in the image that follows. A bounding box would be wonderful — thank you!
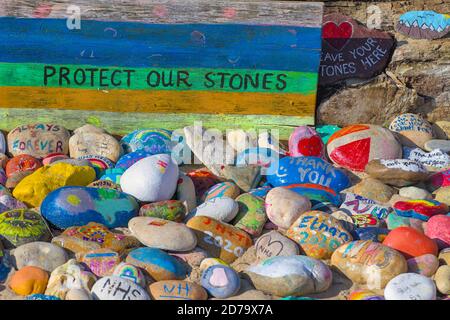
[139,200,186,222]
[316,125,341,144]
[233,193,267,236]
[0,209,51,248]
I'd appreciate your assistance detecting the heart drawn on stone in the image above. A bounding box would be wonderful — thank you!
[322,21,353,51]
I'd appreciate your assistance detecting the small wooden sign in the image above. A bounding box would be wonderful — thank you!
[0,0,324,139]
[319,13,395,86]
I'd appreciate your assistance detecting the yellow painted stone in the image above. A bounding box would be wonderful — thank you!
[12,163,96,207]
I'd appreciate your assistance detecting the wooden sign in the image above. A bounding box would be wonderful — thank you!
[319,13,394,86]
[0,0,324,139]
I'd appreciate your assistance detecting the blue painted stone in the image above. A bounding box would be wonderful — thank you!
[115,150,161,170]
[283,184,342,206]
[26,294,60,300]
[0,252,11,282]
[281,296,316,300]
[353,227,389,243]
[201,265,240,299]
[100,168,125,184]
[267,156,350,193]
[248,186,272,198]
[41,186,139,229]
[120,129,173,154]
[311,201,339,214]
[126,247,187,281]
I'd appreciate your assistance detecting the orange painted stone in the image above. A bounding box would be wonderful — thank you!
[383,226,438,259]
[9,266,49,296]
[5,154,42,178]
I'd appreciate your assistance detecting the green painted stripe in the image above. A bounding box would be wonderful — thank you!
[0,108,312,139]
[0,62,318,94]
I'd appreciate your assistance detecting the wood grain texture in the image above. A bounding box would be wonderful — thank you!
[0,0,323,26]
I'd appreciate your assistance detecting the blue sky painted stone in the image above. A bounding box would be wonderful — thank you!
[201,265,240,299]
[120,129,173,154]
[41,186,139,229]
[267,156,350,192]
[397,11,450,39]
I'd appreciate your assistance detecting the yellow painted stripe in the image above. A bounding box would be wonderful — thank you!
[0,86,315,117]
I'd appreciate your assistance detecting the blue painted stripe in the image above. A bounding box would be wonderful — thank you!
[0,17,321,72]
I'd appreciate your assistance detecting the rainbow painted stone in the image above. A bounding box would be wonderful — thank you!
[120,129,173,154]
[393,199,449,221]
[112,262,146,288]
[100,168,125,184]
[347,290,384,300]
[203,182,241,202]
[233,193,267,236]
[41,186,139,229]
[288,126,325,158]
[267,156,350,192]
[78,155,115,178]
[282,183,342,206]
[126,247,187,281]
[139,200,186,222]
[77,249,121,277]
[327,124,402,172]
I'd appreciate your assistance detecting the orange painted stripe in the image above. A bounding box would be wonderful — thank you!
[327,124,370,144]
[0,86,316,117]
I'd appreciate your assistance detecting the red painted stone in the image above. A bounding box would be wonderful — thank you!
[425,215,450,249]
[327,124,402,172]
[5,155,42,178]
[288,126,325,158]
[186,168,221,201]
[383,226,438,259]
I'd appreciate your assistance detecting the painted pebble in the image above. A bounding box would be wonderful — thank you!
[288,126,325,158]
[407,254,439,277]
[233,193,267,236]
[347,290,384,300]
[149,280,208,300]
[191,196,239,223]
[91,276,150,300]
[112,262,146,288]
[11,241,68,272]
[365,159,428,187]
[384,273,436,300]
[435,265,450,295]
[383,227,438,259]
[175,173,197,212]
[5,154,42,178]
[201,265,241,299]
[425,214,450,249]
[77,249,121,277]
[389,113,433,148]
[255,231,299,260]
[120,128,173,154]
[404,147,450,169]
[203,181,240,201]
[393,199,448,221]
[9,266,49,296]
[139,200,186,222]
[424,139,450,153]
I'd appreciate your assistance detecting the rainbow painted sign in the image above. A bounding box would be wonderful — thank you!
[0,1,323,139]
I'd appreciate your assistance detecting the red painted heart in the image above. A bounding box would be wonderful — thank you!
[322,21,353,51]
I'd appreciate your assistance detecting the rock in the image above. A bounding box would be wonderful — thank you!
[78,155,114,178]
[77,249,121,277]
[190,196,239,223]
[399,186,432,200]
[286,211,353,259]
[9,266,49,296]
[386,212,425,232]
[389,113,433,148]
[175,173,197,212]
[435,186,450,206]
[425,215,450,249]
[248,186,272,199]
[427,168,450,191]
[347,290,384,300]
[404,147,450,170]
[5,155,42,178]
[115,149,155,171]
[397,10,450,40]
[339,192,393,224]
[129,217,197,252]
[87,179,122,191]
[258,131,288,155]
[327,124,402,172]
[316,125,341,145]
[201,265,241,299]
[203,182,240,201]
[11,242,68,272]
[120,128,173,154]
[320,13,394,85]
[186,216,252,264]
[0,191,27,212]
[331,240,407,290]
[352,178,396,203]
[91,276,150,300]
[288,126,325,158]
[383,227,438,259]
[126,247,187,281]
[186,168,221,201]
[120,154,179,202]
[45,259,96,300]
[7,124,70,158]
[407,254,439,277]
[0,132,5,154]
[149,280,207,300]
[6,171,32,189]
[354,227,389,243]
[267,156,350,192]
[265,187,311,230]
[233,193,267,236]
[282,183,342,206]
[0,209,51,248]
[42,153,68,165]
[26,294,60,300]
[433,121,450,139]
[12,163,96,207]
[385,273,436,300]
[365,159,428,187]
[41,186,138,229]
[169,248,208,268]
[51,158,91,167]
[230,245,258,273]
[199,258,229,273]
[51,222,140,254]
[424,140,450,153]
[112,262,146,288]
[393,199,448,221]
[245,255,332,297]
[139,200,186,222]
[226,129,257,154]
[69,125,121,162]
[219,165,262,192]
[99,168,124,184]
[439,248,450,265]
[255,231,299,260]
[434,265,450,295]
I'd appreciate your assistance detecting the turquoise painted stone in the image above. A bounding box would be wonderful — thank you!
[26,294,60,300]
[267,156,350,192]
[115,149,161,170]
[100,168,125,184]
[120,128,173,154]
[126,247,187,281]
[248,186,272,198]
[316,125,341,144]
[41,186,139,229]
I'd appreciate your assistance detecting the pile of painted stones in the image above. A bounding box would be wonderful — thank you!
[0,114,449,301]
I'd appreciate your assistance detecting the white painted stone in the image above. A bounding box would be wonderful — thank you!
[91,276,150,300]
[384,273,436,300]
[399,186,432,200]
[192,196,239,223]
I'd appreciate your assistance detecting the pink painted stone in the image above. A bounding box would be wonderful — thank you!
[288,126,325,158]
[425,215,450,249]
[407,254,439,277]
[428,169,450,190]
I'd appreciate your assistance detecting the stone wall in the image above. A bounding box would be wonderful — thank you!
[316,0,449,126]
